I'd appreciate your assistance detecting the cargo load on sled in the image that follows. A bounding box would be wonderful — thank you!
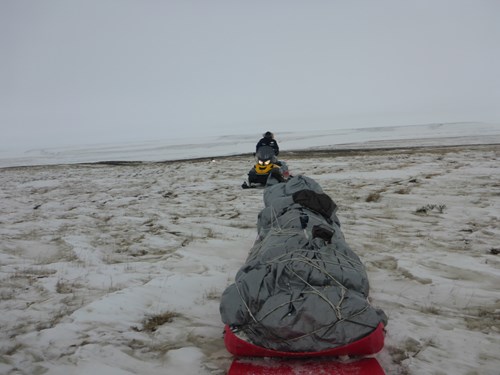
[220,175,387,373]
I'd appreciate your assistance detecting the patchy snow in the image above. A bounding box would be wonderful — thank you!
[1,124,500,374]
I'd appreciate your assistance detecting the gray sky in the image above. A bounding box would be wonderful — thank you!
[1,0,500,151]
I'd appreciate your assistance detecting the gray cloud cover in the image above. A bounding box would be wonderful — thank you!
[1,0,499,151]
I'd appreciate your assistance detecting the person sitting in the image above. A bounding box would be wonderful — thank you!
[256,131,279,156]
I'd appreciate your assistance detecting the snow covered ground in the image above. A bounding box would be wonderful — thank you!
[1,123,500,374]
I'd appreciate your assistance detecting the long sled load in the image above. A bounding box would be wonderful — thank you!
[220,175,387,374]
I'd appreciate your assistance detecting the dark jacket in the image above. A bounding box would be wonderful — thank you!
[256,137,279,156]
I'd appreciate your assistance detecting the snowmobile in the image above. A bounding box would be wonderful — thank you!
[242,146,289,189]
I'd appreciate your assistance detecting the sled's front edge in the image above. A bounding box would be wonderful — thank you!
[228,357,385,375]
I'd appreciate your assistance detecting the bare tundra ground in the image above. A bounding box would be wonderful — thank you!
[1,144,499,375]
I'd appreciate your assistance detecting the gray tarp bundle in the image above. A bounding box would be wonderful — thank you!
[220,175,387,352]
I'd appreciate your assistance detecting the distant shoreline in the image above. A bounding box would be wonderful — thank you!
[3,142,499,170]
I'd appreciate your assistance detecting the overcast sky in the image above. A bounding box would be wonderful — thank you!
[1,0,500,151]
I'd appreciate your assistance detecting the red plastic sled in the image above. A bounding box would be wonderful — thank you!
[224,324,385,374]
[228,357,385,375]
[224,323,385,357]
